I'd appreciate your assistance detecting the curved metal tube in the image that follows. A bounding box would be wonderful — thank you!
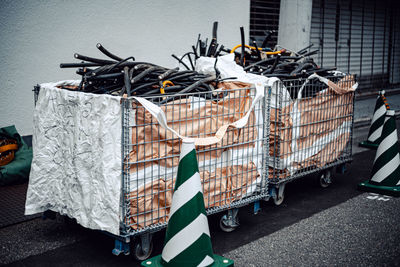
[96,43,125,61]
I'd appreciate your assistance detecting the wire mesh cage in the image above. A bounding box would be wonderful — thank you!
[268,74,356,184]
[120,82,270,235]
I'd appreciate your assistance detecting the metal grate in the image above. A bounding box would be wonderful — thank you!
[250,0,281,47]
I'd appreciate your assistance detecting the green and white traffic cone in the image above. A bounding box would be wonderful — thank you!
[142,139,234,267]
[358,110,400,197]
[359,91,390,149]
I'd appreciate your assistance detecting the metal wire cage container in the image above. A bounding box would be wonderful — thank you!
[120,84,270,236]
[268,74,356,204]
[33,83,270,259]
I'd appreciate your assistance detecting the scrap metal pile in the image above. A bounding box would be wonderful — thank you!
[59,43,231,101]
[59,21,339,101]
[242,44,337,78]
[176,22,336,79]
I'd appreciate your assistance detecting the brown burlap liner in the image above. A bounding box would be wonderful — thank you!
[269,75,356,179]
[128,81,257,171]
[127,82,262,229]
[127,164,259,229]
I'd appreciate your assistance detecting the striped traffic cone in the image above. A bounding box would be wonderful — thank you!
[358,110,400,197]
[142,139,234,267]
[359,91,390,149]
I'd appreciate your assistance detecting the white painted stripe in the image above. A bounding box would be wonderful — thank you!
[371,154,400,183]
[387,110,395,116]
[370,104,386,124]
[197,255,214,267]
[180,140,196,161]
[374,131,398,159]
[162,214,210,263]
[367,125,383,142]
[169,172,202,218]
[368,115,389,142]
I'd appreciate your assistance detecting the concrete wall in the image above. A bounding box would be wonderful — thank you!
[0,0,249,135]
[277,0,313,53]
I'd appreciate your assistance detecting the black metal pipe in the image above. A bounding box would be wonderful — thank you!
[261,31,273,48]
[96,43,124,61]
[290,63,315,75]
[131,81,159,95]
[168,72,197,81]
[158,67,179,80]
[187,53,195,70]
[60,62,102,68]
[107,56,136,73]
[297,43,314,55]
[199,40,207,56]
[253,40,262,61]
[124,67,131,96]
[180,53,195,70]
[74,53,116,64]
[192,45,199,59]
[85,72,123,80]
[240,27,245,66]
[207,21,218,57]
[301,49,319,57]
[171,54,190,70]
[159,76,216,104]
[267,54,281,74]
[131,66,158,84]
[195,34,201,53]
[214,44,225,57]
[244,58,276,71]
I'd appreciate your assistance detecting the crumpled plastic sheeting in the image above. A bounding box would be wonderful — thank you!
[195,53,292,108]
[25,81,122,235]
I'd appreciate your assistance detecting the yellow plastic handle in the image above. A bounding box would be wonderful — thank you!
[0,143,18,153]
[160,80,174,94]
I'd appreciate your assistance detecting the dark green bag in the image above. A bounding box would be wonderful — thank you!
[0,125,33,186]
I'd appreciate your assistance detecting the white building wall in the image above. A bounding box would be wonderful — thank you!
[277,0,313,53]
[0,0,249,135]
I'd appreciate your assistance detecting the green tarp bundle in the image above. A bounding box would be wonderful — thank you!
[0,125,33,186]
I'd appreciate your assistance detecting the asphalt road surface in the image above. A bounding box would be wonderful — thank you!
[2,148,400,266]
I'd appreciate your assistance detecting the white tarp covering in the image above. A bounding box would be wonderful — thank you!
[195,53,292,108]
[25,81,122,235]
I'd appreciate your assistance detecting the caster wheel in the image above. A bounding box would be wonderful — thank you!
[132,238,153,261]
[273,194,284,206]
[319,169,332,188]
[219,215,238,233]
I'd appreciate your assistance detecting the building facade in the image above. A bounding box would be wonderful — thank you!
[250,0,400,90]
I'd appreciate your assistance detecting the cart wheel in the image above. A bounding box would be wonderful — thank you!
[219,215,238,233]
[272,184,285,206]
[273,193,284,206]
[132,238,153,261]
[319,169,332,188]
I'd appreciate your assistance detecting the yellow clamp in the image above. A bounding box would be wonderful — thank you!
[161,80,174,94]
[230,44,286,55]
